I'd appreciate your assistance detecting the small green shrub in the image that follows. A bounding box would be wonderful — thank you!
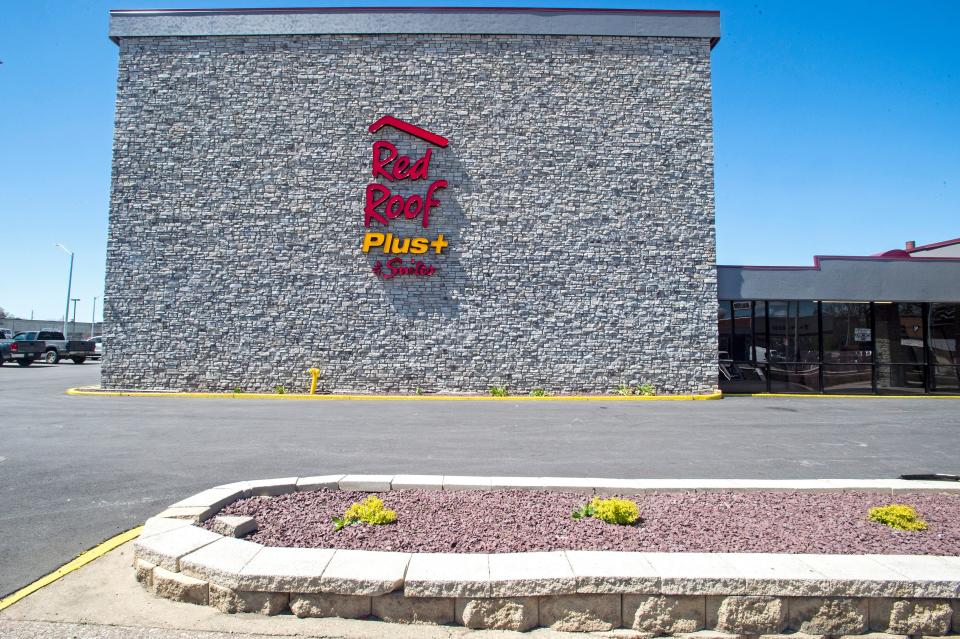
[273,385,286,395]
[333,495,397,532]
[489,386,509,397]
[232,386,244,394]
[529,388,551,397]
[571,500,596,520]
[572,497,640,525]
[613,382,656,396]
[868,504,927,531]
[415,386,424,396]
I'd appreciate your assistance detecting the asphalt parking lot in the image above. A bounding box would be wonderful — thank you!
[1,362,959,598]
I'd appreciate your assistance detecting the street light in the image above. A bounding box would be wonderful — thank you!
[91,296,98,339]
[55,244,74,336]
[70,298,80,338]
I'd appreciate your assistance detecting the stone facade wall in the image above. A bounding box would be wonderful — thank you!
[104,34,718,393]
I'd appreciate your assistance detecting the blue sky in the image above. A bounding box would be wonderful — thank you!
[1,1,957,321]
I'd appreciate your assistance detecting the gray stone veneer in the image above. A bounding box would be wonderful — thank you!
[104,33,717,393]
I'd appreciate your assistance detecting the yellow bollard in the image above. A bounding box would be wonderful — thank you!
[308,368,320,395]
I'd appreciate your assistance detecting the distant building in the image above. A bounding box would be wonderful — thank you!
[718,239,960,395]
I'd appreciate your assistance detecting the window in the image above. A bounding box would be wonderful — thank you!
[716,299,960,395]
[929,303,960,393]
[766,301,820,392]
[718,301,732,359]
[821,302,872,393]
[875,303,925,394]
[731,301,752,362]
[718,301,766,393]
[768,301,819,363]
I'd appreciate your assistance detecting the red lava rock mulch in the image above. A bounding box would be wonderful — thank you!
[205,489,960,555]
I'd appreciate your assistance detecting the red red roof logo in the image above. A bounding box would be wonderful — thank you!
[368,116,449,148]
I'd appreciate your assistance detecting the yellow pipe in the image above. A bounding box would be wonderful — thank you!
[308,368,321,395]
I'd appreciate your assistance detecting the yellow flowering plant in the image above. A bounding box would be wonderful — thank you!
[333,495,397,531]
[572,496,640,525]
[868,504,927,531]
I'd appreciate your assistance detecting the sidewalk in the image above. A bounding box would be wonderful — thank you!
[0,542,600,639]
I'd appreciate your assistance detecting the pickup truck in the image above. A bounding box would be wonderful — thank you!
[14,330,95,364]
[1,334,47,366]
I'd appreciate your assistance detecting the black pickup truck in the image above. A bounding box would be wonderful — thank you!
[0,334,47,367]
[13,330,95,364]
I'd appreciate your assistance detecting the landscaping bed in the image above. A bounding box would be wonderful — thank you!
[205,488,960,555]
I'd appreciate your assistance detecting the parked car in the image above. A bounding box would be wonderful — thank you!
[87,335,103,360]
[0,328,13,340]
[1,333,46,366]
[13,330,95,364]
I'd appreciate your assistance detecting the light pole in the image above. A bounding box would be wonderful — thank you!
[56,244,74,336]
[91,296,98,338]
[70,298,80,338]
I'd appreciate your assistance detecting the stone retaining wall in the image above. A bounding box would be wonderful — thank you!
[134,475,960,634]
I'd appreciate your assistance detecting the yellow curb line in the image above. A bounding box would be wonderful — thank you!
[726,393,960,399]
[66,388,723,401]
[0,525,143,612]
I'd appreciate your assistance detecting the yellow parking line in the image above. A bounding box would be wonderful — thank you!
[67,387,723,401]
[0,525,143,611]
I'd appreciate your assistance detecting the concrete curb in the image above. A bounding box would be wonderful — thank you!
[132,476,960,634]
[66,386,724,401]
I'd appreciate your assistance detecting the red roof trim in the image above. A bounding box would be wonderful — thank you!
[718,254,960,271]
[907,236,960,253]
[369,116,449,147]
[109,7,721,16]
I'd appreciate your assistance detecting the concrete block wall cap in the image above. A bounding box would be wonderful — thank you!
[338,474,394,492]
[180,536,263,589]
[646,553,749,595]
[536,477,602,493]
[238,546,337,593]
[443,476,494,490]
[198,475,960,496]
[245,477,299,496]
[489,476,550,490]
[589,478,682,495]
[866,555,960,597]
[404,553,491,598]
[319,549,411,596]
[134,524,223,572]
[297,475,346,491]
[488,551,576,597]
[391,474,445,490]
[793,555,934,598]
[211,481,253,498]
[210,515,258,538]
[140,516,193,539]
[154,506,219,522]
[168,487,245,511]
[565,550,660,593]
[888,480,960,493]
[719,553,828,597]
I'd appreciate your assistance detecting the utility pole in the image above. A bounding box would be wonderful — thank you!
[91,296,98,338]
[70,298,80,338]
[56,244,74,336]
